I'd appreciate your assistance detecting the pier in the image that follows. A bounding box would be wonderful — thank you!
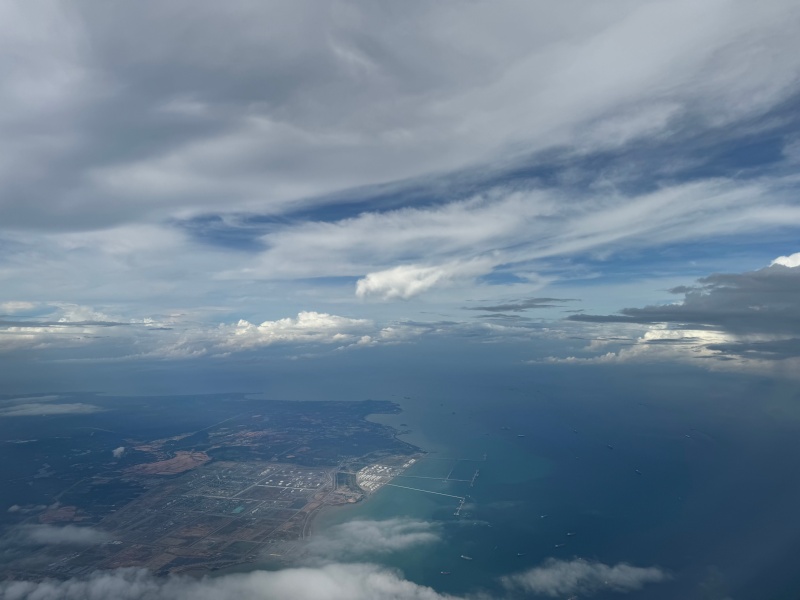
[384,483,464,500]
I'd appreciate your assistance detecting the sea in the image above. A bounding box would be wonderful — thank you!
[309,361,800,600]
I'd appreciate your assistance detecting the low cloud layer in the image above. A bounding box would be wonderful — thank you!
[307,518,441,561]
[0,557,671,600]
[0,403,102,418]
[502,558,669,597]
[21,525,111,547]
[0,564,458,600]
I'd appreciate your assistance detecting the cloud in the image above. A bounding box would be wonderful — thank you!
[1,2,800,360]
[466,298,577,313]
[0,403,102,417]
[0,564,460,600]
[0,395,60,405]
[307,518,441,561]
[502,558,669,597]
[21,525,110,547]
[357,260,494,300]
[548,257,800,373]
[221,311,373,350]
[0,302,37,314]
[112,446,125,458]
[4,0,800,233]
[772,252,800,268]
[570,262,800,336]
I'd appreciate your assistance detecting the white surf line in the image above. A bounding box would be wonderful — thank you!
[384,483,464,500]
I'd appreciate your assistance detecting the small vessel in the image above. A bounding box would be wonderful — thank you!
[460,555,473,560]
[554,543,566,548]
[440,571,451,575]
[516,552,525,556]
[540,514,548,519]
[635,469,642,475]
[566,532,576,536]
[606,444,614,450]
[517,434,526,437]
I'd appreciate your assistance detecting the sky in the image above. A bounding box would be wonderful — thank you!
[3,1,800,378]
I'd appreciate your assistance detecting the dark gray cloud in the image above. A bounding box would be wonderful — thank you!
[568,262,800,362]
[466,298,578,313]
[569,264,800,336]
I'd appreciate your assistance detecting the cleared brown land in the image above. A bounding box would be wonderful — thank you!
[128,451,210,476]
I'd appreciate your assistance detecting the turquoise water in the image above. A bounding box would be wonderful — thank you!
[314,364,800,599]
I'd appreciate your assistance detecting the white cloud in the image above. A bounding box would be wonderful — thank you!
[307,519,441,561]
[112,446,125,459]
[357,260,494,300]
[771,252,800,268]
[222,311,373,350]
[502,558,669,597]
[0,564,460,600]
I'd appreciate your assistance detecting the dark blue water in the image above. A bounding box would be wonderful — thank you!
[315,362,800,600]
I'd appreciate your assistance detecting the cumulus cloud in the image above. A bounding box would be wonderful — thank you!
[771,252,800,268]
[112,446,125,459]
[0,564,459,600]
[222,311,373,350]
[502,558,669,597]
[307,518,441,561]
[357,260,494,300]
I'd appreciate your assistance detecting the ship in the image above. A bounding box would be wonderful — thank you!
[460,555,473,560]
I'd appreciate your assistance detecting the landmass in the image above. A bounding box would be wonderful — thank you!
[0,395,422,579]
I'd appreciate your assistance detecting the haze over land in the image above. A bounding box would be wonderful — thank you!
[2,1,800,598]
